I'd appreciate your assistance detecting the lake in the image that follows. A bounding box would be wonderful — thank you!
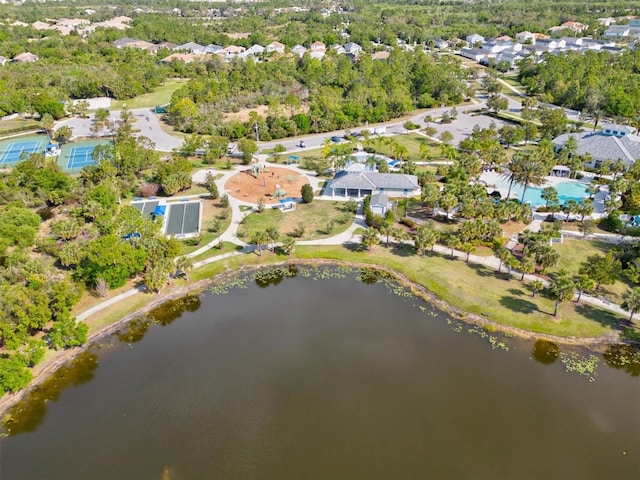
[1,266,639,479]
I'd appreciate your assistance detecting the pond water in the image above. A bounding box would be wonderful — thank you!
[1,266,639,479]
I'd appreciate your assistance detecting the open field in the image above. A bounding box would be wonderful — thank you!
[554,238,631,304]
[241,201,354,240]
[111,79,189,110]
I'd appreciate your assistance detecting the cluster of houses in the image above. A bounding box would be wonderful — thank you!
[114,37,371,64]
[458,30,623,68]
[603,19,640,38]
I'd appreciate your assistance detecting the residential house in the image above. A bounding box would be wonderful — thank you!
[515,31,536,44]
[175,42,206,54]
[458,48,487,62]
[495,51,524,68]
[12,52,38,62]
[535,38,565,50]
[114,37,136,48]
[327,171,420,198]
[219,45,246,59]
[331,44,346,55]
[204,44,223,54]
[291,44,307,57]
[549,21,588,34]
[266,41,285,54]
[598,17,616,27]
[604,25,630,37]
[124,40,156,51]
[561,36,583,48]
[310,41,326,53]
[246,44,264,56]
[371,51,390,61]
[157,42,177,50]
[433,38,449,49]
[552,124,640,171]
[465,34,484,46]
[343,42,363,55]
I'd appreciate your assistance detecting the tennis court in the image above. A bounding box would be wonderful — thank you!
[59,140,112,172]
[131,200,160,217]
[165,201,202,236]
[0,136,48,165]
[66,146,97,169]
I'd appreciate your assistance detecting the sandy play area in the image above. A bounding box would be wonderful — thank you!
[224,166,310,204]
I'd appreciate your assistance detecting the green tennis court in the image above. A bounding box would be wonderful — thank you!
[59,139,113,172]
[0,135,49,166]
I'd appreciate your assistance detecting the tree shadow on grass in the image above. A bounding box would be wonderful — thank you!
[345,242,367,252]
[575,303,628,333]
[499,295,540,315]
[468,262,503,278]
[507,287,527,297]
[390,244,416,257]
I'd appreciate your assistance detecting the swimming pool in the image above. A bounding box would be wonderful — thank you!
[490,177,590,207]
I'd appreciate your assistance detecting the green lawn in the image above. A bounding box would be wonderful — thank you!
[242,201,354,240]
[292,244,628,339]
[368,133,438,161]
[111,79,189,110]
[553,238,631,303]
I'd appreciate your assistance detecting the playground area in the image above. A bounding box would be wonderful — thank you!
[225,165,310,204]
[0,135,49,166]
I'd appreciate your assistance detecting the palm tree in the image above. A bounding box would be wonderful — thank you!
[548,270,575,316]
[621,287,640,322]
[459,241,475,262]
[573,274,596,303]
[519,257,535,281]
[441,229,460,258]
[529,279,544,298]
[250,230,269,256]
[265,226,280,251]
[175,256,194,280]
[414,223,439,255]
[282,237,296,255]
[361,228,379,251]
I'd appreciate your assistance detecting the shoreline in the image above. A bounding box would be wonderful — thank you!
[0,259,624,419]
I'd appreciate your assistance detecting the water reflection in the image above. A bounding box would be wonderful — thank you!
[254,265,298,288]
[531,339,561,365]
[2,350,98,436]
[603,344,640,376]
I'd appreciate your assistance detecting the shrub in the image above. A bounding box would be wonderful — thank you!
[137,183,160,198]
[301,184,314,203]
[599,212,623,232]
[400,217,417,229]
[220,194,229,208]
[293,223,305,237]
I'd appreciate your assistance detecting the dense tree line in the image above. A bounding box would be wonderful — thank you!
[166,49,470,138]
[518,50,640,121]
[0,123,187,396]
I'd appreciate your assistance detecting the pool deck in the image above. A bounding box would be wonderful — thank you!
[479,171,607,215]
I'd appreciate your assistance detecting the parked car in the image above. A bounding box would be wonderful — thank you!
[298,141,306,148]
[330,136,342,143]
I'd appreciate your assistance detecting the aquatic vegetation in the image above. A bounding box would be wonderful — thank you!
[559,352,599,381]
